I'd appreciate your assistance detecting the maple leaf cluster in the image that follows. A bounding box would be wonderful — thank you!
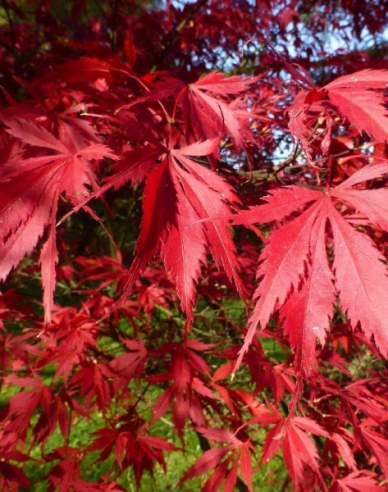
[1,1,388,491]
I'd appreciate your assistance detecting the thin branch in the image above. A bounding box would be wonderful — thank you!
[110,0,119,51]
[1,0,15,49]
[151,0,208,71]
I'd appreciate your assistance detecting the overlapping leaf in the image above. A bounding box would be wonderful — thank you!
[179,427,254,492]
[288,70,388,155]
[0,118,117,323]
[325,70,388,141]
[235,161,388,374]
[261,417,327,490]
[281,201,335,376]
[109,138,244,321]
[124,72,258,149]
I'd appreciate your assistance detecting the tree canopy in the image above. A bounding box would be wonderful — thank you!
[1,1,388,490]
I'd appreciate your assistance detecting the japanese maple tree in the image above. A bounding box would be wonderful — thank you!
[1,0,388,490]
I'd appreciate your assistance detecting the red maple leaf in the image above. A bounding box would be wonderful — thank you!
[78,136,246,323]
[261,417,328,490]
[234,159,388,375]
[288,70,388,158]
[0,118,117,323]
[179,426,254,492]
[333,471,385,492]
[123,72,258,151]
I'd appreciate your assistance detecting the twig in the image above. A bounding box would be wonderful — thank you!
[1,0,15,49]
[151,0,208,71]
[110,0,119,51]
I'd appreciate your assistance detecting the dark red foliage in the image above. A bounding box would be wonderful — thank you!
[1,1,388,490]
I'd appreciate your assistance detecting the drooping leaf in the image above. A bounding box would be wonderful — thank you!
[235,194,324,370]
[174,164,244,299]
[162,185,206,318]
[327,88,388,142]
[329,200,388,357]
[0,118,117,323]
[335,472,384,492]
[281,201,335,376]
